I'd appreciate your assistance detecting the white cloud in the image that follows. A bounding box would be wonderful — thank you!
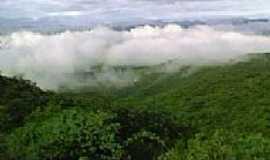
[0,24,270,89]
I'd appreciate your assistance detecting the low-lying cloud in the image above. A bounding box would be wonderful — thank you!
[1,24,270,89]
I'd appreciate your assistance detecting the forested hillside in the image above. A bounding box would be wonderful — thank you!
[1,54,270,160]
[0,75,51,130]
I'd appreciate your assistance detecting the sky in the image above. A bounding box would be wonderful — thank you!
[1,0,270,23]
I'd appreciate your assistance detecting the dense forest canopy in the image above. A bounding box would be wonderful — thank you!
[1,54,270,159]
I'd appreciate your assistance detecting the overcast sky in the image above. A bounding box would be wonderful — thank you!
[1,0,270,22]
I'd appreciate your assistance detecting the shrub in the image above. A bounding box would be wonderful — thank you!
[123,131,166,160]
[112,106,193,160]
[6,108,123,160]
[159,130,270,160]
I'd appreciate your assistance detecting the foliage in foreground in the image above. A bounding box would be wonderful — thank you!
[6,108,122,160]
[159,130,270,160]
[5,106,188,160]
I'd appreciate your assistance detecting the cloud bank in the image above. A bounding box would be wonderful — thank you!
[1,24,270,89]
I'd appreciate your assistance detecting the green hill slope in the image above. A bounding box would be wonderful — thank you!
[0,75,50,131]
[115,54,270,134]
[2,54,270,160]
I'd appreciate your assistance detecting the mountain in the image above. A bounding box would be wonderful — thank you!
[0,17,270,34]
[0,74,50,131]
[2,53,270,159]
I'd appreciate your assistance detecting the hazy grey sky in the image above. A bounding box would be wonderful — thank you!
[1,0,270,22]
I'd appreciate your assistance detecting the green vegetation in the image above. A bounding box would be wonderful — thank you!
[0,75,50,131]
[159,130,270,160]
[1,54,270,159]
[6,108,122,160]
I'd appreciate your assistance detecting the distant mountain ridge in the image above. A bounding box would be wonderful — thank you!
[0,17,269,34]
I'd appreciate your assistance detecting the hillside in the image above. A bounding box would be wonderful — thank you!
[0,75,52,130]
[115,54,270,134]
[0,75,46,104]
[2,54,270,159]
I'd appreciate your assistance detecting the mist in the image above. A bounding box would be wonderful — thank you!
[1,24,270,89]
